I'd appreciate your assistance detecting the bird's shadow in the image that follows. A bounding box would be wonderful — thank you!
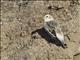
[31,27,65,48]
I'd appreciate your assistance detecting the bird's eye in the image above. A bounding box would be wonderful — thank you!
[46,16,48,17]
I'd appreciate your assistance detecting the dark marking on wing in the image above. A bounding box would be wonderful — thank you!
[51,29,56,36]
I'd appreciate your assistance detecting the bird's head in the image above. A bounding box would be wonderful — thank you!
[43,14,54,22]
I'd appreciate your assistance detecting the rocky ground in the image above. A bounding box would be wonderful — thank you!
[1,0,80,60]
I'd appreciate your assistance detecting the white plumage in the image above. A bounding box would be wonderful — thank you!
[43,14,65,47]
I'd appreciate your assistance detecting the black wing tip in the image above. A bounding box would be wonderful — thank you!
[62,44,67,49]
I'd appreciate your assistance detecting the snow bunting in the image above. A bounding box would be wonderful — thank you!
[43,14,66,47]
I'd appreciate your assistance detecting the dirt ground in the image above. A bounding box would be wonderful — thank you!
[1,0,80,60]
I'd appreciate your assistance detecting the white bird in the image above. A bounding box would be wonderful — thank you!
[43,14,66,47]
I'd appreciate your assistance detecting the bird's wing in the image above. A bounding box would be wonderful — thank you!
[44,20,66,47]
[55,27,65,44]
[44,21,58,38]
